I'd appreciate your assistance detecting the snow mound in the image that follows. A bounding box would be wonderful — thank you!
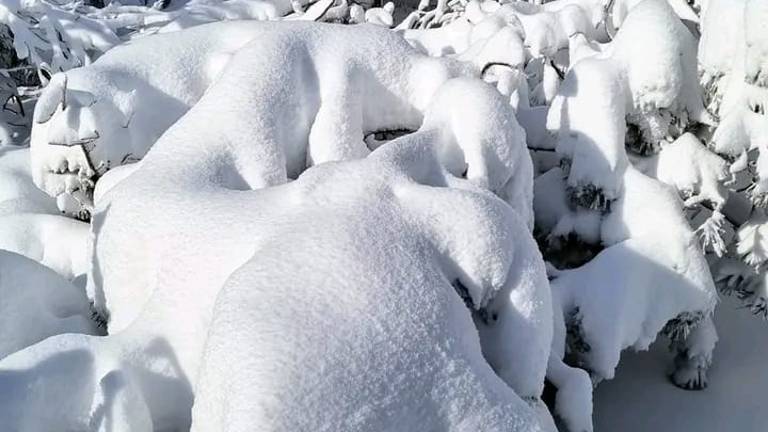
[0,250,96,360]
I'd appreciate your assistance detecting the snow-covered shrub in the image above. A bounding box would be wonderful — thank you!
[92,21,540,375]
[547,0,709,212]
[691,0,768,316]
[0,24,553,429]
[0,146,90,279]
[190,137,550,431]
[30,21,285,215]
[0,0,120,72]
[0,139,549,431]
[534,163,719,429]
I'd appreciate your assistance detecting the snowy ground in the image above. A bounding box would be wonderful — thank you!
[594,295,768,432]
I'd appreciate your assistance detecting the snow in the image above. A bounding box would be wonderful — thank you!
[31,20,286,213]
[0,146,90,279]
[594,296,768,432]
[535,164,719,429]
[191,139,549,431]
[0,22,553,431]
[2,3,767,432]
[0,250,97,360]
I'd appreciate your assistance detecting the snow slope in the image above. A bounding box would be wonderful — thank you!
[594,296,768,432]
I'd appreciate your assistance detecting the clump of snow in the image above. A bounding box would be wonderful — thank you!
[547,56,629,210]
[0,250,97,359]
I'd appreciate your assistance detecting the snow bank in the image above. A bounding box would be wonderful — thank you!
[0,251,96,359]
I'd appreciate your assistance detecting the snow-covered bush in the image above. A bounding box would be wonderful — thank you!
[3,1,768,431]
[0,24,553,429]
[0,0,120,72]
[30,20,281,215]
[0,146,90,278]
[684,0,768,317]
[547,0,709,212]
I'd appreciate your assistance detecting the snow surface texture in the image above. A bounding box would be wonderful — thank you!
[1,22,552,431]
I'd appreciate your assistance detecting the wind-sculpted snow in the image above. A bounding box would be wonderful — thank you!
[0,22,550,431]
